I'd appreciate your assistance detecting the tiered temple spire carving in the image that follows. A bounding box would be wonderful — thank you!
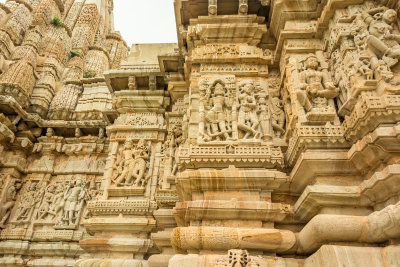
[0,1,399,266]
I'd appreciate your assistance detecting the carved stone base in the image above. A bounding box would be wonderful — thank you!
[305,109,337,123]
[107,186,145,197]
[168,250,304,267]
[75,258,148,267]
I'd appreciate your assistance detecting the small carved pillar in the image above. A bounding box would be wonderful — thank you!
[149,75,157,90]
[260,0,271,6]
[208,0,217,16]
[238,0,248,15]
[128,76,136,90]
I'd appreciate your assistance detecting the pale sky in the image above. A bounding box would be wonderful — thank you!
[113,0,177,45]
[0,0,178,45]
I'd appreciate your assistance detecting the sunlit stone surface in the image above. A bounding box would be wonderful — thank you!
[0,0,399,266]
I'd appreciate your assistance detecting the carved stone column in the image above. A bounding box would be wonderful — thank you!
[168,11,292,267]
[79,85,169,265]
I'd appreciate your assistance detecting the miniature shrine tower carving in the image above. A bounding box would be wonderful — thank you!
[0,0,399,266]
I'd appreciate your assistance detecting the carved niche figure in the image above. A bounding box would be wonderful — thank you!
[238,0,248,15]
[238,80,261,140]
[357,58,374,80]
[266,73,286,139]
[0,179,21,227]
[297,54,339,118]
[171,125,184,175]
[36,184,56,221]
[57,177,86,227]
[131,139,151,187]
[113,139,151,187]
[163,125,184,182]
[200,79,236,142]
[362,8,400,60]
[270,97,285,138]
[257,91,271,141]
[348,6,400,83]
[48,182,66,221]
[257,90,285,140]
[83,178,101,219]
[113,139,135,186]
[14,182,43,222]
[182,100,189,141]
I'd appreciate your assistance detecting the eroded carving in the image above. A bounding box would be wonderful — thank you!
[112,139,151,188]
[199,78,236,142]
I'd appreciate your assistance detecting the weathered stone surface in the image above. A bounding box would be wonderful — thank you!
[0,0,399,266]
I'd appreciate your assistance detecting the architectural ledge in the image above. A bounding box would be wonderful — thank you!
[176,167,288,201]
[289,150,359,193]
[293,185,366,222]
[360,164,400,206]
[174,200,292,226]
[83,217,156,234]
[178,144,284,170]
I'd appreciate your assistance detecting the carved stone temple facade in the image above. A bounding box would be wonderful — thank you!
[0,0,400,266]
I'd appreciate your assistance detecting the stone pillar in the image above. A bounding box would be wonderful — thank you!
[168,10,292,267]
[79,87,170,265]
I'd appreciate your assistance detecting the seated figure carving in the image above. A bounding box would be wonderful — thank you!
[297,54,339,119]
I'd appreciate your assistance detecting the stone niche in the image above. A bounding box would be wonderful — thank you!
[0,1,399,267]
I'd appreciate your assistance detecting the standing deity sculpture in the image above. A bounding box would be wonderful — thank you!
[48,183,66,221]
[171,125,184,175]
[238,81,261,140]
[113,139,135,186]
[0,180,21,227]
[36,184,56,221]
[131,139,151,187]
[163,125,184,181]
[270,97,285,138]
[57,178,86,227]
[200,79,236,142]
[297,54,339,118]
[256,90,272,141]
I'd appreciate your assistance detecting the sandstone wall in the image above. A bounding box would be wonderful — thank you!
[0,0,399,266]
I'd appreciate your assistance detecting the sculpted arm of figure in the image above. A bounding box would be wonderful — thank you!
[298,71,308,90]
[362,7,386,24]
[385,31,400,42]
[322,72,336,90]
[78,188,85,200]
[64,187,71,200]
